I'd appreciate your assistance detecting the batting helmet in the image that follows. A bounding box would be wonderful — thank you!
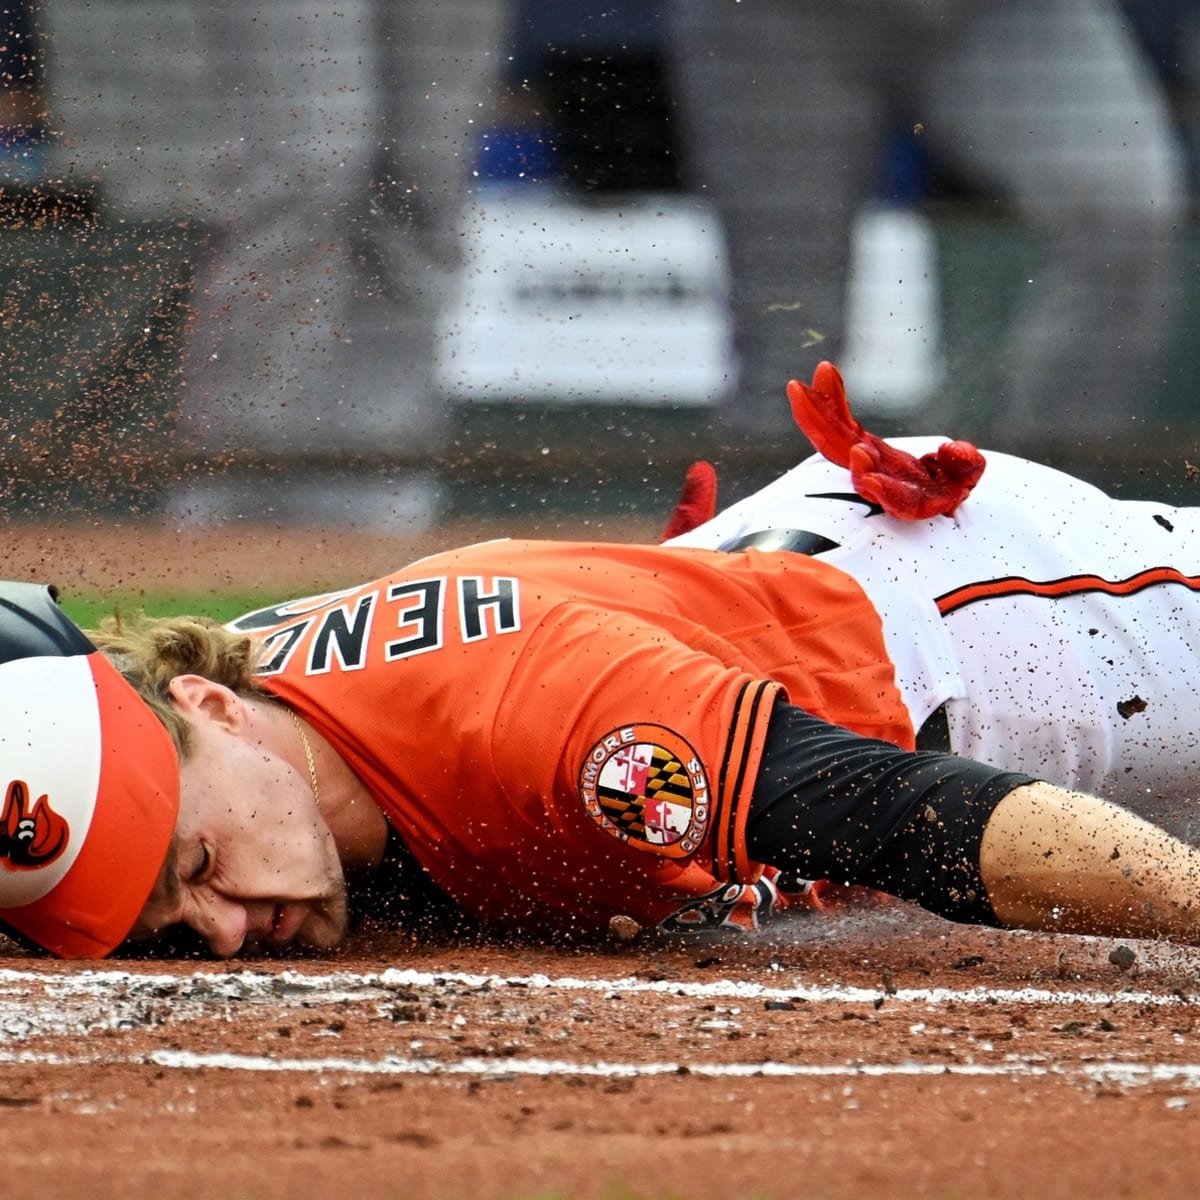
[0,583,179,957]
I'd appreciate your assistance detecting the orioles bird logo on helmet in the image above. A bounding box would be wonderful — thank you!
[0,779,70,870]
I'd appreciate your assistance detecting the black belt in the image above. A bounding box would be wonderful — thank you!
[915,703,952,753]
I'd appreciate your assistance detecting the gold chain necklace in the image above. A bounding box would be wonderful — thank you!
[289,710,320,803]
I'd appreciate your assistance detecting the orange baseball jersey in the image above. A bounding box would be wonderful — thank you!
[230,540,913,936]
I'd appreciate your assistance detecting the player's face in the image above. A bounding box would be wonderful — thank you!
[132,714,349,958]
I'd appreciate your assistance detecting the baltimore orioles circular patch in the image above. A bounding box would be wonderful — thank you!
[579,724,710,858]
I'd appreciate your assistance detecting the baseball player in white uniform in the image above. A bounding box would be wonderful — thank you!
[669,365,1200,842]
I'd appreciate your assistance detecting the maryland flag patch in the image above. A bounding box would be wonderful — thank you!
[579,724,710,858]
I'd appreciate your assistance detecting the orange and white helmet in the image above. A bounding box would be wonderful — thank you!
[0,583,178,957]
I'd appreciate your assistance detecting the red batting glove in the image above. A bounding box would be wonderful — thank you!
[786,362,985,520]
[661,459,718,541]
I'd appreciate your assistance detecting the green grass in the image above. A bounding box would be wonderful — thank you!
[60,591,274,632]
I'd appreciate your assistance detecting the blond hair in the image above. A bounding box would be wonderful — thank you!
[86,612,266,755]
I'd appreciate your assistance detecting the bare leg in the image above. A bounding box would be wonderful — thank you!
[981,781,1200,942]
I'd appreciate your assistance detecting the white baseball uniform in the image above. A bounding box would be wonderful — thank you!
[668,441,1200,839]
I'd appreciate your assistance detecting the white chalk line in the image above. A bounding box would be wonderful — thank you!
[1,966,1195,1093]
[0,965,1190,1009]
[0,1045,1195,1092]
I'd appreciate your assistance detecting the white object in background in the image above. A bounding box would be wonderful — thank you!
[435,190,734,406]
[840,204,945,415]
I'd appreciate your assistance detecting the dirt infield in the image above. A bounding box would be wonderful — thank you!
[4,516,1200,1198]
[3,908,1200,1200]
[1,513,664,601]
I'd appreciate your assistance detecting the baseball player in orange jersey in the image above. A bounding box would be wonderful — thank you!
[6,363,1200,957]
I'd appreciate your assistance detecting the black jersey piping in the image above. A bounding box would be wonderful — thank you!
[715,678,774,880]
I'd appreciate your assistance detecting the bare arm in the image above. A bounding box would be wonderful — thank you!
[980,781,1200,942]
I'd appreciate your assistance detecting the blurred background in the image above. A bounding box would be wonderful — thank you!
[4,0,1200,531]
